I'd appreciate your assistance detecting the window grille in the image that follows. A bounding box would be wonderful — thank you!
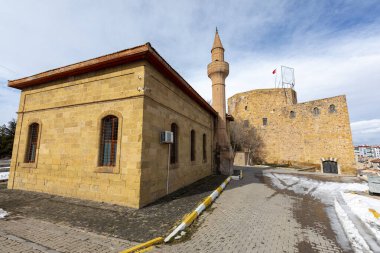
[191,130,195,161]
[26,123,39,163]
[99,116,118,166]
[170,123,178,164]
[263,118,268,126]
[203,134,207,162]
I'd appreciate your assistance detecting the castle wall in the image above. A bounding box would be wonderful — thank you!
[228,88,356,175]
[139,63,214,207]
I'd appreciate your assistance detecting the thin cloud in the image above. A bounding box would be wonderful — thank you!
[0,0,379,144]
[351,119,380,145]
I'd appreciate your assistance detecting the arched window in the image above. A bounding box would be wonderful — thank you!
[191,130,195,161]
[203,134,207,162]
[244,106,248,111]
[170,123,178,164]
[329,104,336,113]
[290,111,296,118]
[99,115,118,166]
[25,123,39,163]
[313,107,320,116]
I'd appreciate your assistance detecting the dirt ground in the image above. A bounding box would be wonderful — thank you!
[0,174,227,242]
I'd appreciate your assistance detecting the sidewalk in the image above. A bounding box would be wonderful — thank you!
[154,167,345,252]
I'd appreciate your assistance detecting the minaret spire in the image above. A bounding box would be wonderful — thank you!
[207,29,232,175]
[212,28,224,51]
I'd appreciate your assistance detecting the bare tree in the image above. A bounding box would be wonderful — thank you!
[230,120,264,165]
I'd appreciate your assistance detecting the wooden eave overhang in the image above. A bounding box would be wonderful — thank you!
[8,43,218,117]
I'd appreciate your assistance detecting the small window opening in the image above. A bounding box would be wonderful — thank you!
[191,130,195,161]
[313,107,320,116]
[202,134,207,162]
[25,123,39,163]
[263,118,268,126]
[170,123,178,164]
[290,111,296,118]
[99,115,118,166]
[329,104,336,113]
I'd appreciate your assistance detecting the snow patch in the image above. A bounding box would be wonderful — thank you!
[265,173,368,204]
[334,200,372,253]
[0,208,8,219]
[265,172,377,252]
[0,172,9,180]
[341,192,380,242]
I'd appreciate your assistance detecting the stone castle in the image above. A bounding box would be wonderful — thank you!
[228,88,356,174]
[7,30,355,208]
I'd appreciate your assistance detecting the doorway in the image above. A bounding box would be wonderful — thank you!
[322,160,338,174]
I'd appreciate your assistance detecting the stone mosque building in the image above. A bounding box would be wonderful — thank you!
[7,31,355,208]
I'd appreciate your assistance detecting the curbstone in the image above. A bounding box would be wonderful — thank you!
[119,237,163,253]
[164,176,231,242]
[119,176,232,252]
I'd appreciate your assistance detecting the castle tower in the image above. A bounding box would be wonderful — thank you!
[207,29,232,175]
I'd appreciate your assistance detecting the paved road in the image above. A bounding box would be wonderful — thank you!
[0,167,354,252]
[0,217,134,253]
[155,167,349,253]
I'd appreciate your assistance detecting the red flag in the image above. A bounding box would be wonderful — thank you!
[272,69,276,74]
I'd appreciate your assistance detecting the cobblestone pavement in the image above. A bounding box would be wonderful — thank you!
[0,174,226,242]
[0,217,134,253]
[154,167,352,253]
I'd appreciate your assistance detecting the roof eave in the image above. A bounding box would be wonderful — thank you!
[8,43,218,117]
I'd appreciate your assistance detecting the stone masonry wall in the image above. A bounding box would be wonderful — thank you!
[228,88,356,175]
[8,62,146,208]
[139,63,214,207]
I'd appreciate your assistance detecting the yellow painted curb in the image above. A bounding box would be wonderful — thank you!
[135,246,154,253]
[369,208,380,219]
[203,196,212,207]
[184,211,198,225]
[119,237,163,253]
[164,176,231,242]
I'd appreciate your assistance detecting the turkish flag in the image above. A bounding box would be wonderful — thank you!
[272,69,276,74]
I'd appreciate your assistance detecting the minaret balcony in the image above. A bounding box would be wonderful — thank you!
[207,61,229,77]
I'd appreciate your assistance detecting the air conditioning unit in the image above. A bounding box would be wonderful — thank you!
[160,131,173,144]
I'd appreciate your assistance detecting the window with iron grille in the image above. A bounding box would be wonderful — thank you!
[263,118,268,126]
[202,134,207,162]
[170,123,178,164]
[99,116,118,166]
[191,130,195,161]
[25,123,39,163]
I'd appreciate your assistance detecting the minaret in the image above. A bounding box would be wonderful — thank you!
[207,28,232,175]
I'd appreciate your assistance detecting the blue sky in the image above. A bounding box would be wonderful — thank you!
[0,0,379,145]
